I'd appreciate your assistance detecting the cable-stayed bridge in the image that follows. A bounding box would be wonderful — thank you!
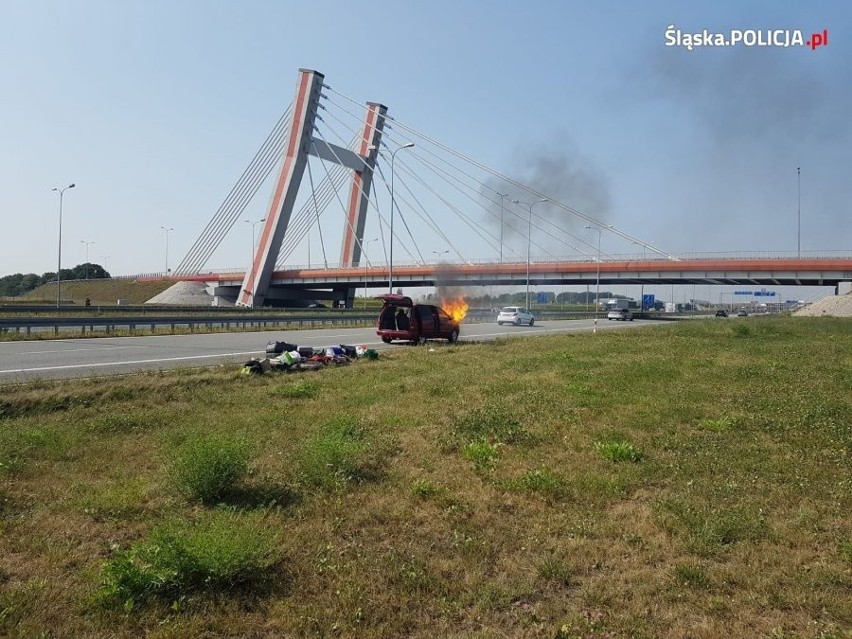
[169,69,852,307]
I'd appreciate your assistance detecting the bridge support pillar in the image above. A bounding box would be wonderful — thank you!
[238,70,386,307]
[238,69,326,308]
[340,103,387,268]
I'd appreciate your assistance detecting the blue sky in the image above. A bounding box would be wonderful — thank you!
[1,0,849,302]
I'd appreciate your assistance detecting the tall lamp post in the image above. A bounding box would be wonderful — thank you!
[52,183,75,308]
[633,241,647,312]
[388,142,415,293]
[586,225,602,333]
[497,192,509,265]
[80,240,95,279]
[432,249,449,262]
[797,166,801,258]
[100,255,110,275]
[160,226,174,275]
[362,237,378,309]
[514,198,547,310]
[243,218,265,307]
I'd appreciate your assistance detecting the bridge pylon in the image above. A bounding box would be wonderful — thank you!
[237,69,387,307]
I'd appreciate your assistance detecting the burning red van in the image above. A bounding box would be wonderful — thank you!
[376,294,461,344]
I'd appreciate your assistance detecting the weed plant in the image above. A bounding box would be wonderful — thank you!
[294,415,379,489]
[99,508,282,609]
[170,434,251,504]
[594,439,644,462]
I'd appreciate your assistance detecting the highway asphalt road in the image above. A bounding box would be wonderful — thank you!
[0,317,668,384]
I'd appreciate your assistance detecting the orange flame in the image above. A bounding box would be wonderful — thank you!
[441,297,469,322]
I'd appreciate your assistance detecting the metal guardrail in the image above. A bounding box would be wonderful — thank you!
[0,313,378,335]
[0,309,676,336]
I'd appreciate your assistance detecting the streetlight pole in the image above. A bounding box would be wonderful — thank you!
[80,240,95,279]
[586,225,602,333]
[363,237,378,309]
[100,255,110,275]
[389,142,415,294]
[243,218,265,308]
[797,166,801,258]
[633,242,647,312]
[432,250,449,262]
[52,183,75,308]
[514,198,547,310]
[160,226,174,275]
[497,192,509,265]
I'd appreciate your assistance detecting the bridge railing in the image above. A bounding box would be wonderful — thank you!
[112,250,852,281]
[207,250,852,273]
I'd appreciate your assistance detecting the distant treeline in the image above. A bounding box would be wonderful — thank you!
[0,263,110,297]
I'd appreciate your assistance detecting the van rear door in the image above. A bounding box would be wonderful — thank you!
[416,305,438,337]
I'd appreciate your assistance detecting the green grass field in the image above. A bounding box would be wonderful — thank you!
[1,317,850,638]
[15,278,174,306]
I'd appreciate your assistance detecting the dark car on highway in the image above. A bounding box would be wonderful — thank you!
[376,294,460,344]
[715,309,728,317]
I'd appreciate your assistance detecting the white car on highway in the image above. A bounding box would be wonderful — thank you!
[497,306,535,326]
[607,308,634,321]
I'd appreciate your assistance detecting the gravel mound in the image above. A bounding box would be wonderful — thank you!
[145,281,217,306]
[793,292,852,317]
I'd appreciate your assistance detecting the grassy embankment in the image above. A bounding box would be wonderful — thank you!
[13,279,174,306]
[0,317,850,638]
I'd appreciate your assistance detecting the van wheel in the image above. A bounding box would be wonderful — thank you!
[529,318,535,326]
[449,329,459,343]
[515,319,521,326]
[381,336,392,343]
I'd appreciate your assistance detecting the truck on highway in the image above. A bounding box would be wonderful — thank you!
[603,299,637,312]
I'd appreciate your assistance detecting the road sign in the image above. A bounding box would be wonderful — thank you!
[753,291,776,297]
[642,294,655,308]
[734,291,753,295]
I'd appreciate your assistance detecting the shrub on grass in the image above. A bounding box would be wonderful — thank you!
[98,508,282,610]
[462,439,500,472]
[503,468,566,497]
[77,478,149,521]
[594,440,643,463]
[674,563,709,588]
[295,416,377,489]
[731,323,751,337]
[271,380,318,399]
[698,416,737,432]
[536,555,572,587]
[658,499,766,556]
[411,479,439,498]
[452,406,530,445]
[170,434,251,504]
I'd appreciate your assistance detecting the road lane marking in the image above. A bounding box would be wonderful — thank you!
[0,321,660,378]
[3,346,137,356]
[0,351,261,374]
